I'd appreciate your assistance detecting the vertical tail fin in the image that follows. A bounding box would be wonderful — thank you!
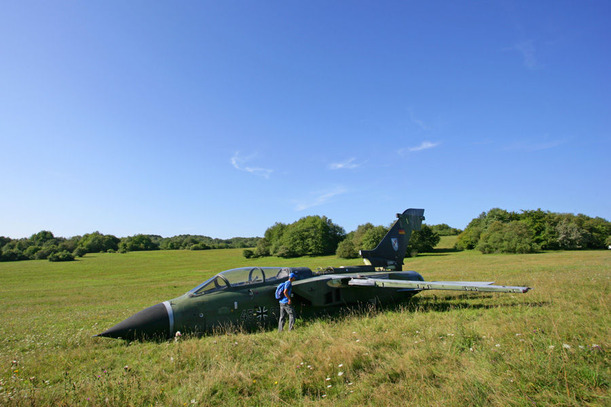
[359,208,425,270]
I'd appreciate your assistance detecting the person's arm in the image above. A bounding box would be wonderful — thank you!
[284,284,291,304]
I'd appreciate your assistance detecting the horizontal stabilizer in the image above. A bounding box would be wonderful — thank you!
[347,278,531,293]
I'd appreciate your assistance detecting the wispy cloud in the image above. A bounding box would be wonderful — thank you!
[504,138,567,152]
[408,108,431,131]
[511,40,541,70]
[230,151,273,178]
[399,141,441,155]
[294,187,347,211]
[328,157,361,170]
[409,141,440,152]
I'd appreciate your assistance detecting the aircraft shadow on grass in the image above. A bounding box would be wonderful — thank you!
[399,294,548,314]
[176,296,548,338]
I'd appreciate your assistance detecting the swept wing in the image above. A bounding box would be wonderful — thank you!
[327,276,531,294]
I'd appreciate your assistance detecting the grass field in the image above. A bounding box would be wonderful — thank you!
[436,235,458,249]
[0,248,608,406]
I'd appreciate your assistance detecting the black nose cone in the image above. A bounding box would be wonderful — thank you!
[97,303,171,340]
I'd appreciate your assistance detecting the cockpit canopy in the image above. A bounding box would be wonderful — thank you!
[189,267,312,296]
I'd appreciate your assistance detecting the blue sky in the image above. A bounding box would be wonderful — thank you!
[1,1,609,239]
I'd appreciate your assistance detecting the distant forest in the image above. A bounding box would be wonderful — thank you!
[456,208,611,254]
[1,208,609,262]
[242,216,455,260]
[0,232,261,262]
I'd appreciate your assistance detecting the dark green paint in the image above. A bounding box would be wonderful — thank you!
[97,208,530,340]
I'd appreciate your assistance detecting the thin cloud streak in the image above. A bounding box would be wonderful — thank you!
[504,138,567,152]
[294,187,347,211]
[328,158,361,170]
[399,141,441,155]
[230,151,273,178]
[511,40,541,70]
[409,141,440,152]
[408,108,431,131]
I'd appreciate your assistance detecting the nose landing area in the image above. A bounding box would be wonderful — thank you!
[96,303,170,340]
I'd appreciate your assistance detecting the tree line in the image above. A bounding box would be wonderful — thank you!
[0,231,261,262]
[3,208,608,263]
[455,208,611,254]
[243,216,446,259]
[244,216,345,259]
[245,208,609,260]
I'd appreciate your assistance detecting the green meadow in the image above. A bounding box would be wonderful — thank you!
[0,248,608,406]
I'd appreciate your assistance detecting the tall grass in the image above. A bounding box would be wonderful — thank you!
[0,248,608,406]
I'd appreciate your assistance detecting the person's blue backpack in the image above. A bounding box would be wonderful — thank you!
[275,281,287,300]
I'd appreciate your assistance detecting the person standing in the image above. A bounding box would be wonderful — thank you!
[278,273,296,332]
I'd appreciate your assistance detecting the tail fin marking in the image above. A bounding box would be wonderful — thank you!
[359,208,425,270]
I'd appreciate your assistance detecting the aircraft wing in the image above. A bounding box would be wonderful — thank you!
[328,277,531,293]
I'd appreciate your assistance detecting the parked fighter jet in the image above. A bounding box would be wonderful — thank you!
[97,208,531,340]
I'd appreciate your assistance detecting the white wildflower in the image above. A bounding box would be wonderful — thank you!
[562,344,571,349]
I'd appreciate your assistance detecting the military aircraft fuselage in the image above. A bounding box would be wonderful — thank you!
[97,265,425,340]
[97,208,530,340]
